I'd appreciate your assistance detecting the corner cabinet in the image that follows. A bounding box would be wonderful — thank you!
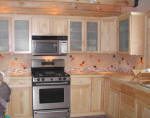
[0,17,11,53]
[119,12,145,55]
[12,17,31,53]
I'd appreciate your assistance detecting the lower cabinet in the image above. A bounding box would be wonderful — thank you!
[71,77,91,114]
[7,87,32,118]
[136,99,150,118]
[120,85,136,118]
[71,77,104,117]
[104,79,120,118]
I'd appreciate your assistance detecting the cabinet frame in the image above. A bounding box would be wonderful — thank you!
[12,16,32,53]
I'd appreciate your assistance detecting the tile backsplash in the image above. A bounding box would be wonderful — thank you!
[65,53,144,74]
[0,53,144,76]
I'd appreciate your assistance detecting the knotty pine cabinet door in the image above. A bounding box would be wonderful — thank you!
[136,100,150,118]
[50,17,68,36]
[7,87,32,118]
[71,77,91,116]
[91,78,103,112]
[120,85,136,118]
[32,16,50,35]
[0,17,11,53]
[144,15,150,68]
[68,20,84,53]
[100,17,117,54]
[85,21,99,53]
[12,17,31,53]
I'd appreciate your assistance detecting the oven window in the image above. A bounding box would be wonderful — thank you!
[39,88,64,103]
[36,42,58,53]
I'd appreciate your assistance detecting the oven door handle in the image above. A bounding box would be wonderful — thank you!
[35,82,69,86]
[34,110,69,114]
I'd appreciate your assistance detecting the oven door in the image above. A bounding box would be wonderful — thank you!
[32,40,59,56]
[33,84,70,110]
[34,109,70,118]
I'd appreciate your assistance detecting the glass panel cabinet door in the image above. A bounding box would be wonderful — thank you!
[119,19,129,52]
[70,21,82,52]
[14,20,30,52]
[0,20,9,51]
[87,22,98,51]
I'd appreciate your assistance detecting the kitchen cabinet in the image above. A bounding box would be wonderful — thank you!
[0,17,11,53]
[104,79,120,118]
[7,78,32,118]
[12,17,31,53]
[144,14,150,68]
[119,12,145,55]
[136,100,150,118]
[91,78,103,112]
[32,16,50,35]
[100,17,117,53]
[71,76,104,117]
[85,21,99,52]
[120,85,136,118]
[68,20,84,53]
[50,17,68,36]
[71,77,91,115]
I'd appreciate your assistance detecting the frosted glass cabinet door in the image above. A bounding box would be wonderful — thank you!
[70,21,82,52]
[14,20,30,52]
[119,19,129,52]
[86,22,98,51]
[0,20,9,51]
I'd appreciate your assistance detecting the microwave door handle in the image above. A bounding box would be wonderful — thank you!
[35,110,68,114]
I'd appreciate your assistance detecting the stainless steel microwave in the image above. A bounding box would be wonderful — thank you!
[32,36,68,56]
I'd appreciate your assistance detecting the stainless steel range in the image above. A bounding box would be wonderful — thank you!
[31,59,70,118]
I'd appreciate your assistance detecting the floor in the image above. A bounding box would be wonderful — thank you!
[72,115,109,118]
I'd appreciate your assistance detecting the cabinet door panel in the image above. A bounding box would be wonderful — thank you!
[70,21,82,52]
[87,22,98,51]
[101,18,117,53]
[119,19,129,52]
[71,78,91,114]
[14,20,30,52]
[91,78,102,112]
[32,17,50,35]
[50,18,68,35]
[0,20,9,51]
[7,87,32,118]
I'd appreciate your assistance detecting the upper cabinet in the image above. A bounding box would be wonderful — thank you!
[85,20,99,52]
[32,16,68,36]
[119,12,145,55]
[144,12,150,68]
[68,20,84,53]
[68,19,100,53]
[50,17,68,36]
[32,16,50,35]
[12,17,31,53]
[100,17,117,54]
[0,17,11,53]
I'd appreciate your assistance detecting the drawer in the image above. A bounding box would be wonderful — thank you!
[71,78,91,85]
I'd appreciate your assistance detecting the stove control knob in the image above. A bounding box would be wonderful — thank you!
[59,78,61,80]
[42,78,44,81]
[37,78,40,82]
[63,78,66,80]
[51,78,53,81]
